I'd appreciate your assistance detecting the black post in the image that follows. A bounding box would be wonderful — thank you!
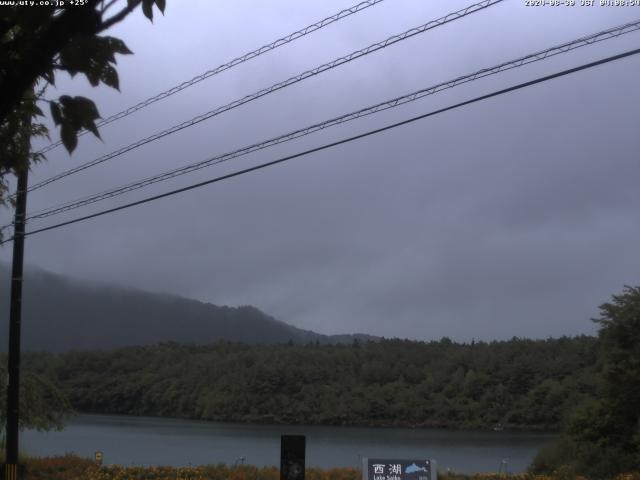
[5,167,28,480]
[280,435,305,480]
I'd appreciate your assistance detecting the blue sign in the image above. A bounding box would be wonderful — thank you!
[363,458,436,480]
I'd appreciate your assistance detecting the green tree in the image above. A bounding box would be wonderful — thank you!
[17,337,599,431]
[0,364,73,439]
[596,286,640,436]
[587,286,640,473]
[0,0,166,208]
[1,0,167,433]
[531,286,640,477]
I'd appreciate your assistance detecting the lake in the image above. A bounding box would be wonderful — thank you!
[22,414,554,474]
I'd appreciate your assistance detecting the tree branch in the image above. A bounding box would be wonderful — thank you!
[100,0,142,31]
[0,1,106,123]
[101,0,120,14]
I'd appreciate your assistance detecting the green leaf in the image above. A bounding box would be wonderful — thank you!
[58,36,130,90]
[59,96,82,129]
[101,64,119,90]
[30,123,50,142]
[56,96,101,142]
[58,38,88,74]
[58,95,73,108]
[155,0,166,14]
[84,119,101,139]
[85,68,101,87]
[60,122,77,153]
[105,37,133,55]
[71,96,100,122]
[50,102,62,125]
[42,69,55,86]
[142,0,154,21]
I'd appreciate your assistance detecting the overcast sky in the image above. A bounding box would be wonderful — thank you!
[1,0,639,341]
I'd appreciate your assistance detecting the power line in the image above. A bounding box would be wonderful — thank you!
[35,0,388,155]
[25,0,503,194]
[3,46,637,245]
[20,19,640,224]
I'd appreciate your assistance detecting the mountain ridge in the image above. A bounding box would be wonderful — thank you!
[0,263,377,352]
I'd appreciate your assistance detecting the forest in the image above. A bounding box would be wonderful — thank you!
[19,335,599,431]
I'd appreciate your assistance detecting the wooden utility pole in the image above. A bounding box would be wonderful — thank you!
[4,167,28,480]
[4,106,31,480]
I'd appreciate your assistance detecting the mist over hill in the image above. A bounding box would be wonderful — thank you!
[0,264,376,352]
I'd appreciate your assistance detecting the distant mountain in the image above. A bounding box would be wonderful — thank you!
[0,264,377,352]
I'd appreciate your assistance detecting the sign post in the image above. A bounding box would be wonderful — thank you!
[280,435,305,480]
[362,458,437,480]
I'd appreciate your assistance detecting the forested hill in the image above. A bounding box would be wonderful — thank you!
[23,336,599,431]
[0,264,375,351]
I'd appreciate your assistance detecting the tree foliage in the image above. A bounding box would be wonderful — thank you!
[0,88,49,207]
[531,286,640,478]
[0,0,166,208]
[23,336,598,431]
[0,362,73,434]
[0,0,167,431]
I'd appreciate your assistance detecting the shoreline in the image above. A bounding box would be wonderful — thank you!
[68,410,560,434]
[23,413,552,473]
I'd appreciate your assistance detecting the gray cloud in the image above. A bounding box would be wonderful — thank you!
[1,0,639,341]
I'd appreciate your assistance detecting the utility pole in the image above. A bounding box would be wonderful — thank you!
[4,108,31,480]
[4,167,28,480]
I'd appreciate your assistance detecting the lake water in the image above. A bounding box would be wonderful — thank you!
[22,414,554,474]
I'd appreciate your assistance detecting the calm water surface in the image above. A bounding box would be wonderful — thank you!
[22,414,554,474]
